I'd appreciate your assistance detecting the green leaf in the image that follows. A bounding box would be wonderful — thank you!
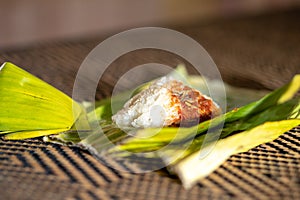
[0,62,85,139]
[173,119,300,189]
[2,129,69,140]
[224,74,300,122]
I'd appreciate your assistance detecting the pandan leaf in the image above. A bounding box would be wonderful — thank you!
[0,62,86,139]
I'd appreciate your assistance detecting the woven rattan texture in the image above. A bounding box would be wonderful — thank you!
[1,10,300,200]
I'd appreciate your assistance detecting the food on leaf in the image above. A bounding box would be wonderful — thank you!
[0,62,299,190]
[112,76,221,128]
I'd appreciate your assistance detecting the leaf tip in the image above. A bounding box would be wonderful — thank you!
[0,62,7,71]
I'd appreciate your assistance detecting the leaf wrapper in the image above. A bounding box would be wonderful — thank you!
[0,62,86,139]
[1,63,299,191]
[173,119,300,189]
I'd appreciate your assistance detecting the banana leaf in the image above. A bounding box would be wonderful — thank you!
[0,62,88,139]
[173,119,300,189]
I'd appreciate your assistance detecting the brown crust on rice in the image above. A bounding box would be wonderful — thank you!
[167,80,221,127]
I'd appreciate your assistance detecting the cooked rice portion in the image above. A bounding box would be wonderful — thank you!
[112,77,221,128]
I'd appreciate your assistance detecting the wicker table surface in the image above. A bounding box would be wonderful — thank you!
[0,10,300,200]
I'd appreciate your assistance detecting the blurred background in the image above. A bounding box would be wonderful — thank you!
[1,0,300,94]
[1,0,300,50]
